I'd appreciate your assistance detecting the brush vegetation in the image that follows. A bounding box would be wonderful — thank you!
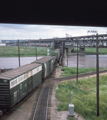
[55,74,107,120]
[73,48,107,54]
[61,67,107,76]
[0,46,52,57]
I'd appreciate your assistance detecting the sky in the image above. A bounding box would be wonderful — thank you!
[0,23,107,40]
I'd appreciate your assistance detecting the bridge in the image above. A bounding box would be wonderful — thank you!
[6,33,107,47]
[5,34,107,57]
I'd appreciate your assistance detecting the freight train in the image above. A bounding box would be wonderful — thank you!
[0,48,61,115]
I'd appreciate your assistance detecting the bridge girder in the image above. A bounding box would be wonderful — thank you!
[6,34,107,48]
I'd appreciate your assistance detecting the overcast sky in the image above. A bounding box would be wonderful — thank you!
[0,23,107,40]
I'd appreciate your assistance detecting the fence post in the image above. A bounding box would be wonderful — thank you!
[71,92,73,104]
[18,40,20,67]
[77,38,79,81]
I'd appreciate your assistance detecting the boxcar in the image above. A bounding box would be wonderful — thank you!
[0,63,42,113]
[55,49,61,57]
[51,49,60,62]
[31,56,55,80]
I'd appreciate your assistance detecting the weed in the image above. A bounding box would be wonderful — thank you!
[74,47,107,55]
[67,116,78,120]
[53,85,57,91]
[61,67,107,76]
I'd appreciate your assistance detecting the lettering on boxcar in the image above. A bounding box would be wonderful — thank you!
[10,65,42,89]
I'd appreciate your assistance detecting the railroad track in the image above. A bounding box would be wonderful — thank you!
[32,68,55,120]
[32,76,53,120]
[50,69,107,83]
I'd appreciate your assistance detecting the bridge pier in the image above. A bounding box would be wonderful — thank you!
[68,47,72,53]
[52,40,55,50]
[66,45,85,56]
[67,45,74,53]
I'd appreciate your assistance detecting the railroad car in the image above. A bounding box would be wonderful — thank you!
[0,48,61,115]
[51,48,61,63]
[31,56,56,80]
[0,63,42,114]
[51,50,60,62]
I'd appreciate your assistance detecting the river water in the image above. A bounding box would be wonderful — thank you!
[0,55,107,69]
[68,55,107,68]
[0,57,43,69]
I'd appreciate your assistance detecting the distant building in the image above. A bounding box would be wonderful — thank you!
[87,30,98,35]
[0,43,6,46]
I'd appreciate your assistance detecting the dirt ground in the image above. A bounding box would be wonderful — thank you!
[54,65,63,78]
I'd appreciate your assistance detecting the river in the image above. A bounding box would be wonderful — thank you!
[0,57,43,69]
[68,55,107,68]
[0,55,107,69]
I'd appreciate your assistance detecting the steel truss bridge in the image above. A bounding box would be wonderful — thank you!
[6,34,107,49]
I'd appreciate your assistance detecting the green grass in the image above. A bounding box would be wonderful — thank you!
[61,67,107,76]
[0,46,52,57]
[55,74,107,120]
[67,116,78,120]
[73,48,107,54]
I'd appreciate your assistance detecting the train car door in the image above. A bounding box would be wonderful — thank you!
[20,83,22,98]
[13,91,18,104]
[27,71,33,93]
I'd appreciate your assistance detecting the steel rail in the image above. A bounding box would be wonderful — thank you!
[32,83,43,120]
[49,69,107,81]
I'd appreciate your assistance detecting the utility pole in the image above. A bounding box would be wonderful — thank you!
[67,48,68,66]
[96,34,99,116]
[77,38,78,81]
[35,43,37,60]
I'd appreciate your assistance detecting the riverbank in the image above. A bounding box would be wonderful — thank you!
[73,47,107,55]
[0,46,52,57]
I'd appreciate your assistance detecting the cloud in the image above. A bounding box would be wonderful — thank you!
[0,24,107,40]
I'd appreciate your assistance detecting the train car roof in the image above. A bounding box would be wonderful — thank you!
[0,63,41,80]
[32,56,53,63]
